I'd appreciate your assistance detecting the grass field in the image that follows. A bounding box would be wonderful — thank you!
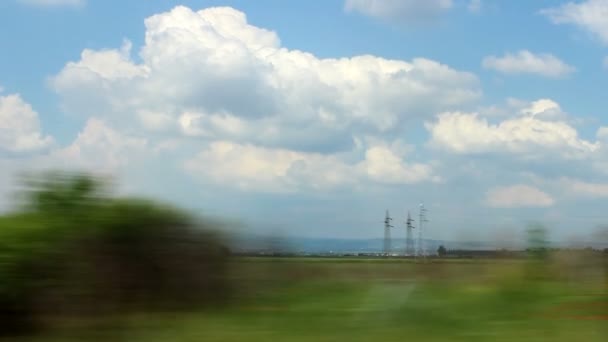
[11,256,608,341]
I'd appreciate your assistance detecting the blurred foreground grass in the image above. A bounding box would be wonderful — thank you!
[12,257,608,342]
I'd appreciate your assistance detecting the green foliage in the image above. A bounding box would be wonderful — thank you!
[437,245,447,257]
[0,172,229,336]
[20,171,104,213]
[526,224,549,259]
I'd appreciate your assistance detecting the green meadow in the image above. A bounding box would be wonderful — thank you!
[15,256,607,342]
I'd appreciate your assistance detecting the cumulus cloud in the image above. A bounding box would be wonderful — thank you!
[184,142,355,193]
[50,118,147,172]
[426,99,598,158]
[51,5,479,154]
[18,0,85,8]
[520,99,563,118]
[482,50,575,78]
[541,0,608,45]
[0,94,54,156]
[42,4,607,207]
[344,0,453,23]
[57,41,147,81]
[184,140,437,193]
[485,185,554,208]
[362,144,437,184]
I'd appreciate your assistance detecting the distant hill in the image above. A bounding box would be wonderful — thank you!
[229,233,608,254]
[229,235,502,254]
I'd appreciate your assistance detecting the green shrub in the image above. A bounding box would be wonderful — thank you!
[0,172,230,335]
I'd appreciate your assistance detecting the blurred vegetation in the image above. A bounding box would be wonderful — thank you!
[0,172,607,341]
[8,256,607,342]
[0,172,229,336]
[526,224,550,259]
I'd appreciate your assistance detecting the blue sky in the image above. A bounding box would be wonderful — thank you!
[1,0,608,245]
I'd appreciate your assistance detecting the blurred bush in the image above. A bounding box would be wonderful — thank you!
[0,172,230,335]
[526,224,549,259]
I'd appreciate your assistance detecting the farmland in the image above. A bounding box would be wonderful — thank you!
[14,256,608,341]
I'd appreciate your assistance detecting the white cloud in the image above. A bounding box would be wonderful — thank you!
[0,94,54,155]
[184,140,437,193]
[51,5,479,153]
[184,141,355,193]
[344,0,453,23]
[482,50,575,78]
[520,99,566,120]
[177,110,247,138]
[18,0,84,8]
[0,118,150,204]
[57,40,147,81]
[42,5,477,198]
[558,178,608,197]
[597,126,608,140]
[426,99,597,158]
[523,175,608,200]
[541,0,608,45]
[50,118,147,172]
[485,185,554,208]
[468,0,482,13]
[362,145,438,184]
[40,3,606,215]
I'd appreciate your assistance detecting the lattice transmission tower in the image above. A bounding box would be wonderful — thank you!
[417,203,429,258]
[384,210,393,256]
[406,211,415,256]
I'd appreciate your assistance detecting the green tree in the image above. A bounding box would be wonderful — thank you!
[526,224,549,259]
[0,172,230,336]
